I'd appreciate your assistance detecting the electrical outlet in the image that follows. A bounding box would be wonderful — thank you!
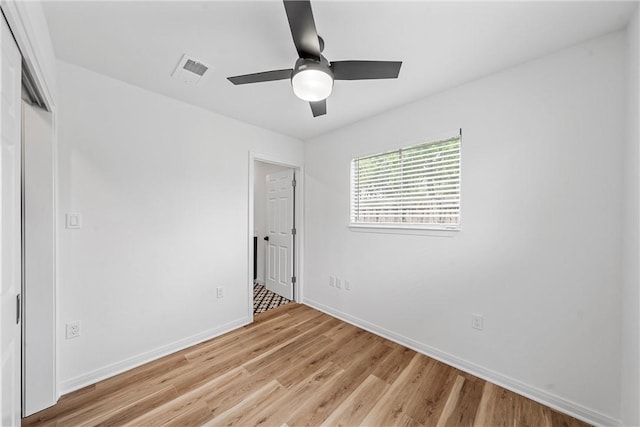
[66,321,81,339]
[329,276,335,287]
[335,277,342,289]
[471,314,484,330]
[344,280,351,291]
[216,287,224,299]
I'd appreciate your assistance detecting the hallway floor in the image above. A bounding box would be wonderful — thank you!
[253,282,290,314]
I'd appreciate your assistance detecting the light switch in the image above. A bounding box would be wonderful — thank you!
[66,213,82,229]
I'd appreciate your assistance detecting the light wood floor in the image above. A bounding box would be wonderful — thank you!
[24,303,590,427]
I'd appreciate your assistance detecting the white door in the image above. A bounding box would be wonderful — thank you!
[22,102,56,416]
[265,169,294,300]
[0,14,23,427]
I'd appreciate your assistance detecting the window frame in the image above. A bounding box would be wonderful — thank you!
[349,130,462,232]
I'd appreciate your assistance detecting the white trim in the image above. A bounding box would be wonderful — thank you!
[349,223,460,232]
[348,224,460,237]
[59,316,250,395]
[248,151,305,320]
[0,1,56,110]
[53,112,60,401]
[303,298,621,427]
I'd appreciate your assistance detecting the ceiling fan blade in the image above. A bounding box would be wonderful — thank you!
[283,0,321,61]
[310,100,326,117]
[330,61,402,80]
[227,69,293,85]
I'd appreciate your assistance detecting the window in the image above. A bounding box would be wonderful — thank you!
[350,132,461,230]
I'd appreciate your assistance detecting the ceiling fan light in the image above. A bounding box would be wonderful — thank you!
[291,68,333,102]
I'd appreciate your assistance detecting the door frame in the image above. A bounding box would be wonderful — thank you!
[248,151,304,321]
[1,3,56,111]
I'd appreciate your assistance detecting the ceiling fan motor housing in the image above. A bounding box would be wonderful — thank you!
[291,57,334,102]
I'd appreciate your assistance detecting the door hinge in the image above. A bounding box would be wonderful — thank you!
[292,276,297,284]
[292,179,297,188]
[292,228,296,235]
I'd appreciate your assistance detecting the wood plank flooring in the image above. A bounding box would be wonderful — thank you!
[23,303,590,427]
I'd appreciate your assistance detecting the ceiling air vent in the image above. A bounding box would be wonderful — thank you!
[172,54,211,85]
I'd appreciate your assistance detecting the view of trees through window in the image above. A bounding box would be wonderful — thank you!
[350,134,461,228]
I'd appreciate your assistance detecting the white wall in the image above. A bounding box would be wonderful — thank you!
[622,5,640,426]
[56,60,303,391]
[304,32,626,424]
[254,161,289,284]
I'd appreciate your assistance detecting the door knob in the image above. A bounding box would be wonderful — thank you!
[264,236,269,241]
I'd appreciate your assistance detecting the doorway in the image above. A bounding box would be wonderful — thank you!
[249,155,302,317]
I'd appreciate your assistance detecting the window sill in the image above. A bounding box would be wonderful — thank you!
[348,223,460,237]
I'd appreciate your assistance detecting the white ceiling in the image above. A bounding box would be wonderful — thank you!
[42,1,637,140]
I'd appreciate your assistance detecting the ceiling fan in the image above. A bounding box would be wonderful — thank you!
[227,0,402,117]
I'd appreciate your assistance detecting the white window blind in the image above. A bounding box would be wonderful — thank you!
[350,133,461,229]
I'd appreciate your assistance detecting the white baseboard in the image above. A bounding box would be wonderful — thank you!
[303,298,620,427]
[59,316,251,395]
